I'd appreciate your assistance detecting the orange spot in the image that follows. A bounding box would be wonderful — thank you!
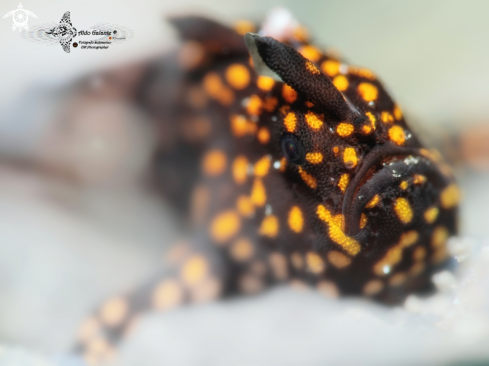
[225,64,250,90]
[321,59,340,77]
[413,174,427,185]
[357,82,378,102]
[348,66,376,80]
[288,206,304,233]
[230,237,254,262]
[236,195,255,217]
[298,166,317,189]
[202,149,227,176]
[232,155,249,185]
[388,125,406,145]
[343,147,358,168]
[373,231,419,276]
[333,146,340,154]
[305,111,323,130]
[424,206,439,224]
[393,105,403,120]
[181,255,209,286]
[399,181,409,190]
[251,178,267,206]
[259,215,279,238]
[337,173,350,193]
[305,152,323,164]
[306,251,325,274]
[394,197,413,224]
[234,20,255,35]
[360,213,368,229]
[337,123,354,137]
[366,194,381,208]
[413,246,427,261]
[209,210,241,244]
[362,125,372,134]
[333,75,349,91]
[269,252,288,280]
[257,75,275,91]
[305,61,320,74]
[203,72,234,105]
[317,205,361,256]
[432,226,449,248]
[246,94,262,115]
[257,127,270,144]
[262,96,278,112]
[381,111,394,124]
[284,112,297,132]
[230,114,256,137]
[327,251,351,269]
[299,45,321,62]
[363,280,383,296]
[440,184,461,209]
[282,84,297,103]
[291,252,303,270]
[293,26,309,42]
[254,155,271,177]
[389,272,407,287]
[153,279,184,310]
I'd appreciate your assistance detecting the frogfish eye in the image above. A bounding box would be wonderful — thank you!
[281,134,305,164]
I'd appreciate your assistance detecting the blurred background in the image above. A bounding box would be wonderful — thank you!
[1,1,489,365]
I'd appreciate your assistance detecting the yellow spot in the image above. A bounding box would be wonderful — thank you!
[259,215,279,238]
[394,197,413,224]
[393,105,403,120]
[365,194,380,208]
[363,280,383,296]
[357,82,378,102]
[337,173,350,193]
[284,112,297,132]
[337,122,354,137]
[317,281,340,298]
[327,251,351,269]
[388,125,406,145]
[381,111,394,123]
[440,184,461,209]
[413,246,426,261]
[254,155,271,177]
[306,251,325,274]
[232,155,249,185]
[291,252,303,270]
[332,146,340,154]
[257,127,270,144]
[432,246,449,264]
[333,75,349,91]
[362,125,372,134]
[432,226,449,248]
[230,237,254,262]
[317,205,361,256]
[251,178,267,207]
[153,279,183,310]
[305,152,323,164]
[373,230,419,276]
[282,84,297,103]
[100,297,128,327]
[269,252,288,280]
[424,206,439,224]
[226,64,250,90]
[304,112,322,131]
[257,75,275,91]
[349,66,375,80]
[343,147,358,168]
[233,20,255,35]
[321,59,340,77]
[279,157,287,172]
[299,45,321,62]
[389,272,407,287]
[305,61,320,74]
[399,181,408,190]
[236,195,255,218]
[203,72,234,106]
[181,255,209,286]
[413,174,427,185]
[288,206,304,233]
[360,213,368,229]
[230,114,256,137]
[202,149,227,176]
[366,111,377,129]
[246,94,262,115]
[298,166,317,189]
[209,210,241,244]
[409,262,426,276]
[263,96,278,112]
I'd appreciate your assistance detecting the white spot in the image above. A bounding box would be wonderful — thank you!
[265,204,273,215]
[383,265,391,274]
[241,97,250,107]
[368,101,375,107]
[339,64,349,74]
[271,116,277,121]
[273,160,281,169]
[404,156,420,165]
[246,163,254,176]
